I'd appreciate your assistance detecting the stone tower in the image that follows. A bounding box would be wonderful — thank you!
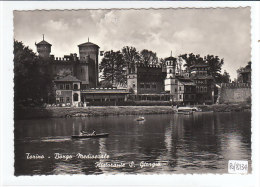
[35,35,52,58]
[78,38,99,87]
[164,52,177,94]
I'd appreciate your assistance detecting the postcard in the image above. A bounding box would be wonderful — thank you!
[1,2,260,187]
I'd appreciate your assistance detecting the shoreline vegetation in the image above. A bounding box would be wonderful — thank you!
[15,103,251,120]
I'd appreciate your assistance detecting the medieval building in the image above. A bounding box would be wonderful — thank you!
[35,36,129,106]
[36,35,216,106]
[126,54,215,105]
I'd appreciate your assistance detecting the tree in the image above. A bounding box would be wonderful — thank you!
[218,70,230,83]
[179,53,224,82]
[121,46,140,67]
[55,68,72,79]
[14,40,54,106]
[178,53,204,71]
[204,55,224,82]
[140,49,158,65]
[99,50,126,86]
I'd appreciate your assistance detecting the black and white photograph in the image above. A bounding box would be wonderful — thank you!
[12,7,252,176]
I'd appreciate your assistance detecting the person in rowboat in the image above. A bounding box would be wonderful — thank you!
[80,130,88,135]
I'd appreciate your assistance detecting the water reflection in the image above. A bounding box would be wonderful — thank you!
[15,112,251,175]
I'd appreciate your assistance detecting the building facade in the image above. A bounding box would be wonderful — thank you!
[127,64,166,95]
[35,36,99,89]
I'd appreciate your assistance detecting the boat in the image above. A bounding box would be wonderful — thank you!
[176,106,199,114]
[71,133,109,139]
[136,116,145,121]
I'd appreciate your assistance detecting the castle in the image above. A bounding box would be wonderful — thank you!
[35,36,250,106]
[35,36,129,106]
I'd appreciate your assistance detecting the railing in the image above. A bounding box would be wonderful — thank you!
[221,83,251,88]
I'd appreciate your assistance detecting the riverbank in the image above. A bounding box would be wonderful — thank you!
[14,103,251,120]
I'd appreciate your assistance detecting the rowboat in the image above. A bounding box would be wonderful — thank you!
[71,133,109,139]
[136,116,145,121]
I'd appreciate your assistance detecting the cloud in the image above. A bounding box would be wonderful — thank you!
[13,8,250,79]
[43,20,69,31]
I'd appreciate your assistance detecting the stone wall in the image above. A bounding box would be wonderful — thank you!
[219,83,251,103]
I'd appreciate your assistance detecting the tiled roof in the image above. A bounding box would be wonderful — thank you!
[191,75,213,79]
[54,75,81,82]
[36,40,52,46]
[78,42,99,48]
[176,77,196,86]
[165,56,176,61]
[190,63,209,68]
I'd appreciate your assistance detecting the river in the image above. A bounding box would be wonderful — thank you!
[14,111,251,175]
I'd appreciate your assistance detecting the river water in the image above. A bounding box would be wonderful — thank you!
[14,111,251,175]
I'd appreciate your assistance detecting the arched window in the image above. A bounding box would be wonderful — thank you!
[169,69,172,73]
[73,93,79,101]
[74,84,78,90]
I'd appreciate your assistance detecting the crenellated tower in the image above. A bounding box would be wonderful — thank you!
[35,34,52,58]
[78,38,99,87]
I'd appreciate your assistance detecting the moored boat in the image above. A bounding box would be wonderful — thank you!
[71,133,109,139]
[176,106,201,114]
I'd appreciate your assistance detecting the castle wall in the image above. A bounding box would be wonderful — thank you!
[219,83,251,103]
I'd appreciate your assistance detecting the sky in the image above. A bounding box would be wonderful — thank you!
[14,8,251,80]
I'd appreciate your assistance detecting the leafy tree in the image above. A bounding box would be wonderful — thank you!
[140,49,158,65]
[122,46,140,67]
[218,70,230,83]
[179,53,224,82]
[99,50,126,86]
[14,40,54,106]
[99,80,113,88]
[178,53,204,71]
[204,55,224,82]
[55,68,72,79]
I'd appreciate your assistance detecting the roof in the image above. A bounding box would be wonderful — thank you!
[78,41,99,48]
[81,88,129,94]
[190,63,209,68]
[191,75,213,79]
[176,77,196,86]
[54,75,81,82]
[36,40,52,46]
[165,56,176,61]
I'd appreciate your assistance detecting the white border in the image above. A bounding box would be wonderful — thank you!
[1,1,260,187]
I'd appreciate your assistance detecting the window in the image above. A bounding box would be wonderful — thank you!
[179,87,181,91]
[81,69,83,73]
[140,84,144,88]
[169,69,172,73]
[133,83,136,88]
[200,87,203,92]
[179,95,182,99]
[60,97,64,103]
[74,84,78,90]
[175,80,178,84]
[59,84,64,90]
[175,88,177,93]
[146,84,150,89]
[66,97,70,102]
[73,93,79,101]
[65,84,70,90]
[152,84,156,89]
